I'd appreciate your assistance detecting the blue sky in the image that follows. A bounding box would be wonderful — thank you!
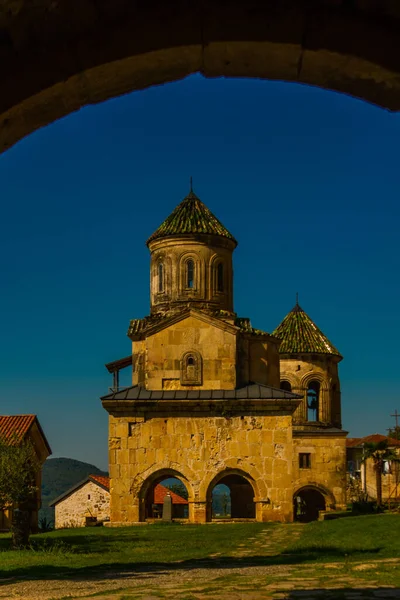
[1,74,399,471]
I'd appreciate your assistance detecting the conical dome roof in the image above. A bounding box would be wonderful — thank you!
[272,302,341,357]
[147,190,237,246]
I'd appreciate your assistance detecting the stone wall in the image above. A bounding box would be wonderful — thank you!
[293,433,347,509]
[144,315,237,390]
[132,314,280,391]
[279,355,341,427]
[148,235,235,315]
[108,413,293,524]
[54,482,110,529]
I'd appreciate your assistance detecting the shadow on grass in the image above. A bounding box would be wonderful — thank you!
[0,545,385,585]
[285,589,399,599]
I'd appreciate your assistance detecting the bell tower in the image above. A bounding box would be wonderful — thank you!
[146,187,237,317]
[273,300,342,429]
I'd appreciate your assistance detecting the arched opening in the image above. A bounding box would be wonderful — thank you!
[307,380,320,422]
[208,473,255,521]
[186,260,194,289]
[217,263,224,292]
[180,351,202,385]
[293,487,326,522]
[280,380,292,392]
[143,475,189,521]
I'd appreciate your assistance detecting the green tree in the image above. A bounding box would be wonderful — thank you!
[362,440,399,507]
[388,426,400,441]
[220,492,230,517]
[165,482,188,500]
[0,435,40,548]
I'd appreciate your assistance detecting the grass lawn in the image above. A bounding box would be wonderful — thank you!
[0,522,272,576]
[0,514,399,592]
[284,513,400,562]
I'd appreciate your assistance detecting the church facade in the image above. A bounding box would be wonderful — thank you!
[101,189,347,524]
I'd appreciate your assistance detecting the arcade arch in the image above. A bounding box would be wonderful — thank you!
[139,469,192,522]
[2,1,400,154]
[206,469,257,521]
[293,484,335,522]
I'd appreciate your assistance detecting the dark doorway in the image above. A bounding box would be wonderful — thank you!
[294,488,326,522]
[210,474,255,520]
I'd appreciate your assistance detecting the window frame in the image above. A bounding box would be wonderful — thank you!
[299,453,311,469]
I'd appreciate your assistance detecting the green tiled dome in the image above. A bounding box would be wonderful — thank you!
[147,191,237,246]
[273,303,341,357]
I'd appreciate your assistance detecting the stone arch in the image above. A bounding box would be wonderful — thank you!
[300,373,329,423]
[137,467,195,522]
[204,467,260,521]
[150,253,172,306]
[279,373,300,391]
[2,1,400,154]
[209,253,227,297]
[178,252,203,295]
[293,483,336,522]
[299,371,329,391]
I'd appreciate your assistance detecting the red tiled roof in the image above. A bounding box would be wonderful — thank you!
[346,438,362,448]
[347,434,400,448]
[90,475,110,490]
[85,478,187,503]
[154,483,188,505]
[0,415,36,443]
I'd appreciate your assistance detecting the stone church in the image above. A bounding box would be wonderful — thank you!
[101,189,347,524]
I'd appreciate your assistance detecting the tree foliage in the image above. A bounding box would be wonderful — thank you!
[165,482,189,500]
[388,426,400,441]
[0,434,40,548]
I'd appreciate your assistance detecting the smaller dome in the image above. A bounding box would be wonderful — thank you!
[273,302,342,357]
[146,190,237,246]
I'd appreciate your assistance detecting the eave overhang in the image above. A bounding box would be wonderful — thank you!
[293,427,348,438]
[102,397,302,417]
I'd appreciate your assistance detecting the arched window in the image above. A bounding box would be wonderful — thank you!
[280,381,292,392]
[217,263,224,292]
[158,263,163,293]
[180,351,202,385]
[187,260,194,289]
[307,381,320,422]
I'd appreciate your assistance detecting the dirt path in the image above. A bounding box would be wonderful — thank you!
[0,559,399,600]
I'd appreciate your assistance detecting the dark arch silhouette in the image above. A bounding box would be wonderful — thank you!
[2,1,400,154]
[293,485,332,522]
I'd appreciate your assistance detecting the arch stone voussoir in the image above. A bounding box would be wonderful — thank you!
[133,462,196,501]
[294,482,336,508]
[2,0,400,154]
[202,465,262,501]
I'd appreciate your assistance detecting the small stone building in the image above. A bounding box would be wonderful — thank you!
[50,476,188,527]
[101,188,348,524]
[50,475,111,528]
[0,415,51,532]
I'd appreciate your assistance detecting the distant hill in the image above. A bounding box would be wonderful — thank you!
[40,457,108,524]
